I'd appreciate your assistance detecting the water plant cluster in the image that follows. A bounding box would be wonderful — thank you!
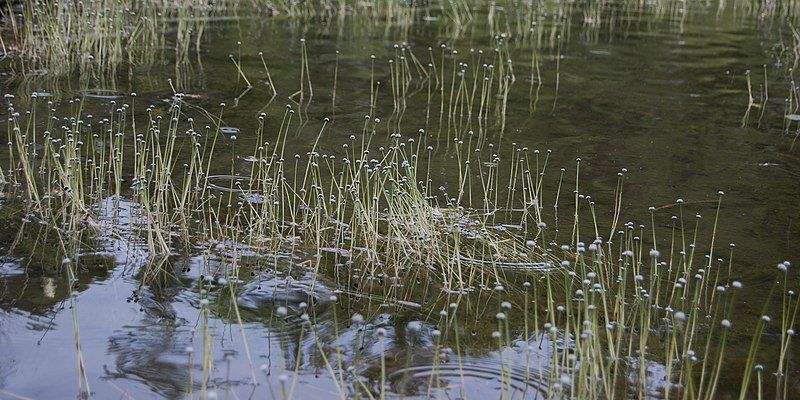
[4,0,798,78]
[1,68,797,399]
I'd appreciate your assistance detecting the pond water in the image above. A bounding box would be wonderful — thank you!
[1,1,799,399]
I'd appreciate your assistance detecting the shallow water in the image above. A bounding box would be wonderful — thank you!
[1,1,799,399]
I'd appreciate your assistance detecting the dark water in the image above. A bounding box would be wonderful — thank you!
[1,1,799,399]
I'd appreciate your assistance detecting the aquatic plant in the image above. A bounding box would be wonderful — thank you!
[1,0,221,78]
[1,83,797,398]
[2,1,800,398]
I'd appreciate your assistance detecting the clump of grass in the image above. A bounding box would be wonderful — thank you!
[2,0,221,78]
[3,87,797,398]
[2,29,799,396]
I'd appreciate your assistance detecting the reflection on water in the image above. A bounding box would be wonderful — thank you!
[105,322,193,399]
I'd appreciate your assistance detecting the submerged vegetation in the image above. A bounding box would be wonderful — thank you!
[0,0,799,399]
